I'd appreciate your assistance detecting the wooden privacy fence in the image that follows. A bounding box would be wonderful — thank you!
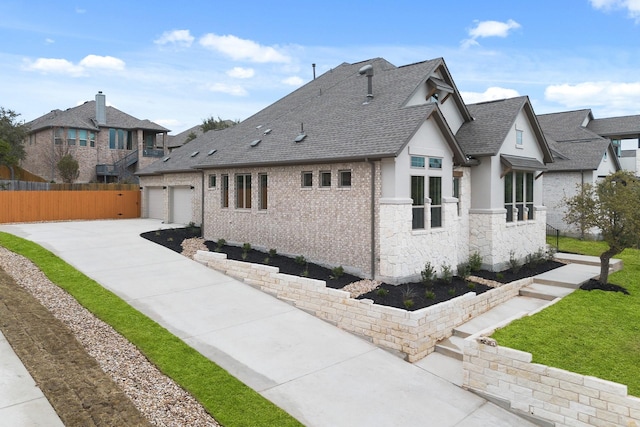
[0,190,140,223]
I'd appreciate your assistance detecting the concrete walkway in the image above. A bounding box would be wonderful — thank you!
[0,219,541,426]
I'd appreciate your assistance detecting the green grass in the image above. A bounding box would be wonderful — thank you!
[0,232,302,427]
[493,236,640,396]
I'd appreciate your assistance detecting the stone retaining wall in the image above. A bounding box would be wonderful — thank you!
[463,336,640,426]
[194,250,533,362]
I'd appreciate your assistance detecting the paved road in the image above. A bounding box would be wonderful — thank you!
[0,219,535,426]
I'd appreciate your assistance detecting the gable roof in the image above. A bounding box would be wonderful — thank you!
[139,57,471,175]
[456,96,553,162]
[587,114,640,138]
[537,110,621,172]
[26,100,169,133]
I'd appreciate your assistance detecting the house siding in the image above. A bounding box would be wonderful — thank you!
[202,161,378,278]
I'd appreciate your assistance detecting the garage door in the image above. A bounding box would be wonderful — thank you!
[147,187,163,219]
[171,186,193,225]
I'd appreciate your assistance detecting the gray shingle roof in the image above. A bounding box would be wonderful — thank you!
[456,97,553,162]
[587,114,640,138]
[26,100,169,133]
[537,110,620,171]
[139,58,472,175]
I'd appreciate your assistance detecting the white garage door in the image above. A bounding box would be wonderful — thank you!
[171,186,193,225]
[147,187,163,219]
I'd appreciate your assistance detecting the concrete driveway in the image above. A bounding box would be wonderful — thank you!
[0,219,535,426]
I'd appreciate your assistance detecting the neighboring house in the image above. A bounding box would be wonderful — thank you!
[587,114,640,174]
[167,125,203,153]
[537,110,621,236]
[22,92,169,183]
[138,57,552,283]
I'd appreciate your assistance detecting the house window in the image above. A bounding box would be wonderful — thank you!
[109,129,116,149]
[67,128,76,145]
[126,131,133,150]
[429,157,442,169]
[516,129,523,147]
[320,171,331,187]
[301,171,313,187]
[221,174,229,208]
[411,175,425,229]
[208,174,216,188]
[117,129,125,149]
[89,131,96,147]
[145,134,154,149]
[339,170,351,187]
[453,176,461,216]
[505,171,534,222]
[411,156,425,168]
[259,174,268,210]
[429,176,442,228]
[54,128,64,145]
[236,174,251,209]
[78,129,87,147]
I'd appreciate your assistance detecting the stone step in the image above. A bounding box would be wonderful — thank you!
[453,296,549,338]
[534,262,600,288]
[519,282,576,301]
[435,335,466,361]
[554,253,623,272]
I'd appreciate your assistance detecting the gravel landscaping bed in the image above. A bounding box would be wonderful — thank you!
[0,247,219,427]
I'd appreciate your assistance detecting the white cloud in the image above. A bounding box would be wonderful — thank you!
[462,19,521,48]
[461,87,521,104]
[226,67,254,79]
[24,54,125,77]
[79,54,125,71]
[25,58,85,76]
[199,33,290,63]
[45,38,54,44]
[282,76,304,86]
[154,29,194,47]
[590,0,640,21]
[75,7,86,14]
[545,81,640,108]
[205,82,248,96]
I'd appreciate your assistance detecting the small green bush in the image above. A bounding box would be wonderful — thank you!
[294,255,306,265]
[330,266,344,279]
[268,248,277,258]
[376,288,388,297]
[509,251,521,274]
[448,287,456,296]
[441,263,453,284]
[425,290,435,299]
[421,262,436,286]
[468,252,483,272]
[457,262,471,279]
[215,238,226,252]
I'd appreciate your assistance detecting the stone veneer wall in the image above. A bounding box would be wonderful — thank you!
[544,171,583,233]
[194,250,533,362]
[463,338,640,426]
[378,167,471,284]
[469,207,547,272]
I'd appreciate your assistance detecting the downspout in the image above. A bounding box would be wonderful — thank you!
[51,127,55,181]
[367,159,376,279]
[200,170,205,237]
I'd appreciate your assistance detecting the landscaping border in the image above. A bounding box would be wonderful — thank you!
[194,250,533,362]
[462,334,640,426]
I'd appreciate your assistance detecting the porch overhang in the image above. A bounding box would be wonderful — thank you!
[500,154,547,178]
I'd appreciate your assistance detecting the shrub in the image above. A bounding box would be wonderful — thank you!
[457,262,471,279]
[294,255,307,266]
[467,281,476,290]
[241,243,251,260]
[330,266,344,279]
[376,288,388,297]
[468,252,482,272]
[448,287,456,296]
[215,238,226,252]
[421,262,436,287]
[424,290,435,299]
[441,263,453,284]
[401,287,416,309]
[509,251,521,274]
[268,248,277,258]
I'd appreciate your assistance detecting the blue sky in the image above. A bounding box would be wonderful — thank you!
[1,0,640,134]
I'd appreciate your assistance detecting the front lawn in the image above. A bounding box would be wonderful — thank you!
[492,236,640,396]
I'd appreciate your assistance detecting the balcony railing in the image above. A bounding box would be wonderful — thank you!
[143,148,164,157]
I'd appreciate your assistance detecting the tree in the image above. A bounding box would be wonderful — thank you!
[0,107,28,168]
[563,170,640,284]
[200,116,238,132]
[57,154,79,183]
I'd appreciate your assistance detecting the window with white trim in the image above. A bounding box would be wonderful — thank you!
[411,156,425,168]
[411,175,425,229]
[505,171,534,222]
[516,129,523,147]
[429,176,442,228]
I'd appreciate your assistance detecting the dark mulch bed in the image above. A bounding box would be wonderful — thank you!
[580,279,630,294]
[140,227,361,289]
[356,278,493,311]
[471,260,566,283]
[140,227,567,311]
